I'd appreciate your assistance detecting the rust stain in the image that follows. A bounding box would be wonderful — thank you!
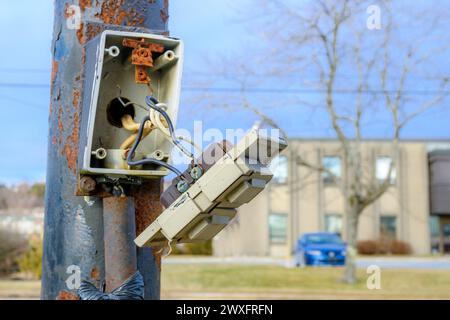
[58,105,64,133]
[95,0,150,27]
[90,266,100,280]
[159,9,169,23]
[72,89,80,109]
[131,180,164,268]
[63,3,72,19]
[160,0,169,22]
[96,0,126,25]
[122,38,164,84]
[85,23,105,42]
[63,112,80,174]
[56,290,79,300]
[76,22,85,45]
[118,10,127,24]
[81,47,86,65]
[79,0,92,12]
[51,60,58,85]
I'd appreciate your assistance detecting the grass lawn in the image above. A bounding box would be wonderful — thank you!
[2,265,450,299]
[161,265,450,299]
[0,279,41,299]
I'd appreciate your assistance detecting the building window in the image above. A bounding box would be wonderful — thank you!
[268,213,288,244]
[269,155,288,184]
[376,156,396,184]
[430,216,440,238]
[324,214,343,236]
[430,216,440,253]
[380,216,397,239]
[322,156,341,183]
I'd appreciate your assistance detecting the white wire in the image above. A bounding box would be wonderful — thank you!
[116,94,201,159]
[149,106,201,158]
[156,238,174,258]
[162,239,174,259]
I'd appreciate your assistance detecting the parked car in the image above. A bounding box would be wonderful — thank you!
[294,232,346,267]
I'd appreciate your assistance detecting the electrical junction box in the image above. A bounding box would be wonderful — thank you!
[78,30,183,179]
[134,129,288,247]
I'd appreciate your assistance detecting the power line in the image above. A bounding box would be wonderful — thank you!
[0,82,448,96]
[0,82,49,88]
[182,86,450,96]
[0,94,48,110]
[0,68,50,73]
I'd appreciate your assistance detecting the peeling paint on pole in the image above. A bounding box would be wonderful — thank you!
[132,180,163,299]
[42,0,168,300]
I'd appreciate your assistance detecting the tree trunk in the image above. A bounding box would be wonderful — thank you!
[344,205,359,284]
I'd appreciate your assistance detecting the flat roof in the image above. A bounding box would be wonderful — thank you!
[288,137,450,143]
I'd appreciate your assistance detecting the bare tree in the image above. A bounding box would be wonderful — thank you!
[192,0,450,283]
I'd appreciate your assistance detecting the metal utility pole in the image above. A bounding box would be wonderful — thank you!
[42,0,169,300]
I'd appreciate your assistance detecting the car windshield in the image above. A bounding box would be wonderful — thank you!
[304,234,342,245]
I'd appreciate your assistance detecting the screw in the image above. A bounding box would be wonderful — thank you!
[112,185,125,197]
[79,176,96,193]
[176,180,189,193]
[190,166,203,180]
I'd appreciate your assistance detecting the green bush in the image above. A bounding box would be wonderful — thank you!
[0,228,28,275]
[171,240,212,255]
[30,183,45,198]
[17,236,43,279]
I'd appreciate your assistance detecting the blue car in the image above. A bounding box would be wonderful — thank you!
[294,232,346,267]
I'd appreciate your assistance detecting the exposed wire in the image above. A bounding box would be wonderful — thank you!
[126,114,183,176]
[117,85,199,156]
[162,239,174,258]
[177,135,203,153]
[145,96,196,161]
[149,103,201,155]
[116,85,149,112]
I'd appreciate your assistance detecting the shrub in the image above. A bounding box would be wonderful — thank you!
[390,240,412,255]
[17,235,43,279]
[0,228,28,275]
[171,240,212,255]
[377,236,393,255]
[357,238,412,255]
[357,240,378,255]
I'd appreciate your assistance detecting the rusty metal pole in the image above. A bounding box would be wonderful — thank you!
[133,181,164,299]
[103,197,137,291]
[42,0,169,300]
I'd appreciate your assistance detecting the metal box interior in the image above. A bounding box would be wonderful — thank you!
[79,30,183,178]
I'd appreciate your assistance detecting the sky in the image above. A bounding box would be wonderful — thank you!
[0,0,449,184]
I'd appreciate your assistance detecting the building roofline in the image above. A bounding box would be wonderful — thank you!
[288,137,450,143]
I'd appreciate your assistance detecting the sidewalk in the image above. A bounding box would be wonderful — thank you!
[163,255,450,270]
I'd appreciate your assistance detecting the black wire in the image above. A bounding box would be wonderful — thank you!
[126,114,183,176]
[145,96,195,160]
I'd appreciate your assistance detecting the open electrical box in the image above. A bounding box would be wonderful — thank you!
[78,30,183,180]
